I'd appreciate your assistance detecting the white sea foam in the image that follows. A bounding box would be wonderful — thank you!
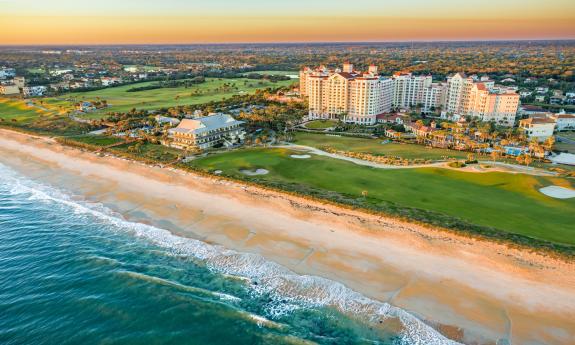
[0,163,460,345]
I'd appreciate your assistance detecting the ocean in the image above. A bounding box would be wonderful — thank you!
[0,162,458,345]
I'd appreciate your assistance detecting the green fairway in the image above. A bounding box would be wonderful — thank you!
[41,77,295,119]
[304,120,338,129]
[0,99,57,123]
[244,70,299,78]
[293,132,469,161]
[189,148,575,247]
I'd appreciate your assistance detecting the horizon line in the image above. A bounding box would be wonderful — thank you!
[1,38,575,47]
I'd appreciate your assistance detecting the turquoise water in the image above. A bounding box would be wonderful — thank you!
[0,163,457,345]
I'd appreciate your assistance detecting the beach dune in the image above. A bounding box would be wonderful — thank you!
[1,129,574,345]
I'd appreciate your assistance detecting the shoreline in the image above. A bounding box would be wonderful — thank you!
[1,128,575,344]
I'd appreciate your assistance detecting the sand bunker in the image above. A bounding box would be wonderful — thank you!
[240,169,269,176]
[290,154,311,159]
[539,186,575,199]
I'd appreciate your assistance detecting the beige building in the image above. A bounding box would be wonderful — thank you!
[302,63,393,125]
[464,84,519,126]
[168,113,245,150]
[445,73,518,126]
[0,84,20,95]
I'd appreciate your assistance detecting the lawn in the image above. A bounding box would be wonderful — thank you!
[293,132,469,161]
[189,148,575,247]
[41,77,295,119]
[304,120,338,129]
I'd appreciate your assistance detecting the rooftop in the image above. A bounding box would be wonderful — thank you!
[170,113,243,135]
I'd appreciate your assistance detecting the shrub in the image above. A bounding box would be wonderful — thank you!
[448,161,466,168]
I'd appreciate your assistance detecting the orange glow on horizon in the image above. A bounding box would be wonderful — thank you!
[1,15,574,45]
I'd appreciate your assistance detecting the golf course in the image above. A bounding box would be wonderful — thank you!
[189,147,575,247]
[293,132,470,160]
[36,77,294,119]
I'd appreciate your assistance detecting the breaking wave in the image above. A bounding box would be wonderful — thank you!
[0,163,460,345]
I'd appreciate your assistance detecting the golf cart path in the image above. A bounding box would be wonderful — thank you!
[276,143,556,176]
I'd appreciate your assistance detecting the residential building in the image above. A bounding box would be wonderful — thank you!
[464,83,520,126]
[13,76,26,88]
[519,118,556,141]
[422,83,447,112]
[22,86,47,97]
[519,91,533,98]
[520,105,547,116]
[303,63,393,125]
[76,101,96,112]
[155,115,181,126]
[392,73,432,109]
[444,73,470,114]
[50,81,70,91]
[167,113,245,150]
[0,67,16,79]
[404,121,438,138]
[0,84,20,95]
[376,113,407,125]
[101,77,122,86]
[550,113,575,131]
[444,73,519,126]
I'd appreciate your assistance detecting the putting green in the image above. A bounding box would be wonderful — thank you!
[190,148,575,246]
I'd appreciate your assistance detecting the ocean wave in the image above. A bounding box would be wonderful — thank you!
[0,163,460,345]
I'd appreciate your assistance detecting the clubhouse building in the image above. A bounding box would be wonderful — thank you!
[167,113,245,150]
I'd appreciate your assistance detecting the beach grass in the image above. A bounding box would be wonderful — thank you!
[189,147,575,247]
[293,132,469,161]
[111,142,183,163]
[66,135,125,147]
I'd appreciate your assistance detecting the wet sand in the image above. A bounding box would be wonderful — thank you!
[1,129,574,344]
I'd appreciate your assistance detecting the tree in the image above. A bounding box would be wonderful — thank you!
[490,149,500,162]
[523,154,533,167]
[543,136,555,151]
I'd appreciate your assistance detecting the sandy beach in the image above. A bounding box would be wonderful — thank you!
[1,128,574,344]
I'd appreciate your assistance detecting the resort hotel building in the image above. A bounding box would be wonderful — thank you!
[167,113,245,150]
[444,73,519,126]
[300,65,520,126]
[301,63,393,125]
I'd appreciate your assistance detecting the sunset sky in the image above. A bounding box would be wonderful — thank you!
[1,0,574,44]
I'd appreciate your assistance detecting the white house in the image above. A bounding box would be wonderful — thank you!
[101,77,122,87]
[519,118,556,141]
[519,91,533,98]
[550,113,575,131]
[155,115,181,126]
[0,67,16,79]
[22,86,47,97]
